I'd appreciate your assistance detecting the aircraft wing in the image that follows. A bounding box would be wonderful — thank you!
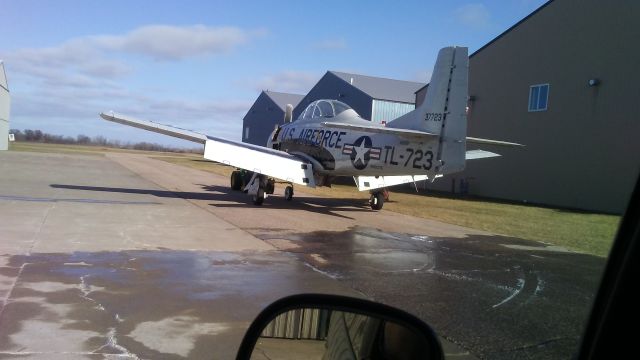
[465,149,500,160]
[101,112,208,144]
[322,122,523,147]
[466,137,523,147]
[100,112,316,187]
[320,122,439,140]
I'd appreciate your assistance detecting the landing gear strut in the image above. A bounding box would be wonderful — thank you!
[245,173,275,206]
[253,188,265,205]
[369,191,384,210]
[284,185,294,201]
[230,170,244,191]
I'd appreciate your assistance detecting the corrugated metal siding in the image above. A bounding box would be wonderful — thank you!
[242,92,284,146]
[371,99,414,124]
[260,309,330,340]
[294,72,374,120]
[426,0,640,213]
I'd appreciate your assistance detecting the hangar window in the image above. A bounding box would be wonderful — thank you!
[528,84,549,112]
[244,127,249,139]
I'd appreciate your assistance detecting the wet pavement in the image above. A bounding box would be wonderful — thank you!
[259,227,606,359]
[0,151,608,359]
[0,250,354,359]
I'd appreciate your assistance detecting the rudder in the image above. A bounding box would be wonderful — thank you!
[387,46,469,174]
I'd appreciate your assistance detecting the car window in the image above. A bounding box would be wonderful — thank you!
[1,1,633,359]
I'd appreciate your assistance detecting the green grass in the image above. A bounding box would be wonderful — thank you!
[9,141,202,157]
[153,155,620,257]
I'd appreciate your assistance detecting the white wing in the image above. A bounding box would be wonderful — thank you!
[465,149,501,160]
[100,112,316,187]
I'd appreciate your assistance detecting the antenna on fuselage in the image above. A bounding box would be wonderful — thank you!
[284,104,293,123]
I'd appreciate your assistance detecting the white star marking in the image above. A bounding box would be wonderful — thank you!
[353,141,370,164]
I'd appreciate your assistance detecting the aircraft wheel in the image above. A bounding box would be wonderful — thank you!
[230,171,243,191]
[265,178,275,194]
[284,186,294,201]
[369,192,384,210]
[253,188,265,205]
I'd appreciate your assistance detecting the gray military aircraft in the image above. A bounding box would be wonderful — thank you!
[101,46,521,210]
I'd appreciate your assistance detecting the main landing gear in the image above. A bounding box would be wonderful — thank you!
[369,189,388,210]
[284,185,294,201]
[231,170,276,206]
[230,170,244,191]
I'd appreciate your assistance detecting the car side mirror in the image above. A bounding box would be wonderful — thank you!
[236,294,443,360]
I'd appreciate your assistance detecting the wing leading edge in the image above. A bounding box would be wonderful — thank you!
[100,112,316,187]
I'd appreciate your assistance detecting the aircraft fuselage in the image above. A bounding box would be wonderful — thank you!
[271,121,440,177]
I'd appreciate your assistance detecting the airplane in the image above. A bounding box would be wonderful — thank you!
[100,46,522,210]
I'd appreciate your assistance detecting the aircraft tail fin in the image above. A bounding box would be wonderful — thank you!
[387,46,469,174]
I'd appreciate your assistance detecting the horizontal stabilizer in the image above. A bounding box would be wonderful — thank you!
[466,137,523,147]
[465,149,500,160]
[101,112,207,144]
[355,174,441,192]
[321,122,438,140]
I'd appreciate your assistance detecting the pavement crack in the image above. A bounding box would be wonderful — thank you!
[0,201,56,318]
[79,275,106,311]
[94,327,140,359]
[0,262,31,321]
[79,276,138,358]
[501,336,570,353]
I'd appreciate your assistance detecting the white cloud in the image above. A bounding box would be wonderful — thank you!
[454,4,491,28]
[1,24,265,145]
[4,25,264,80]
[92,25,266,61]
[254,70,320,94]
[11,86,250,143]
[6,40,131,83]
[312,38,348,50]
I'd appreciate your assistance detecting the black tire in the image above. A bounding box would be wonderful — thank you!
[284,186,294,201]
[370,192,384,210]
[265,179,275,194]
[253,188,265,205]
[231,171,243,191]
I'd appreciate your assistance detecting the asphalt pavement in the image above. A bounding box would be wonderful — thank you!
[0,150,606,359]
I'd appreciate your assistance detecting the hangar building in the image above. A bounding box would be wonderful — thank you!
[417,0,640,214]
[242,73,423,147]
[241,0,638,214]
[292,71,423,125]
[0,61,9,151]
[242,90,303,146]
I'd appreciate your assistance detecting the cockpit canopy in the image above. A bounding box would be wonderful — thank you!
[297,100,354,121]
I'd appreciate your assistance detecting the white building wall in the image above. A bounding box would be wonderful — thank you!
[0,62,9,151]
